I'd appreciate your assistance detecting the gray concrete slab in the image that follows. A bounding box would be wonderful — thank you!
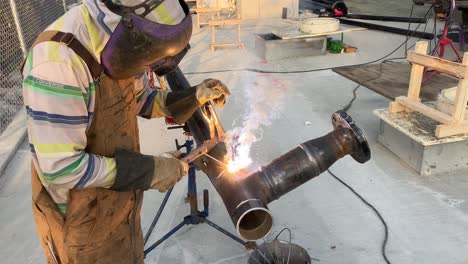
[1,16,468,264]
[376,109,468,176]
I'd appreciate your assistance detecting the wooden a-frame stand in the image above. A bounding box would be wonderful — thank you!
[389,41,468,138]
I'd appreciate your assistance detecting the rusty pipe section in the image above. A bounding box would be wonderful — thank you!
[246,110,371,204]
[227,111,370,240]
[165,68,371,241]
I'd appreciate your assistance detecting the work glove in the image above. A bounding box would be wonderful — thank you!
[111,149,188,192]
[164,79,231,124]
[194,79,230,107]
[150,151,189,192]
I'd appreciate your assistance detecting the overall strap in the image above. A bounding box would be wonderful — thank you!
[25,30,102,79]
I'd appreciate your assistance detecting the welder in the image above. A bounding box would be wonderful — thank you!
[22,0,229,263]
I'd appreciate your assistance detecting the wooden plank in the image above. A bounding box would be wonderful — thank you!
[208,19,242,26]
[272,27,367,40]
[396,96,454,124]
[407,51,467,79]
[376,109,468,145]
[211,23,216,52]
[212,42,244,46]
[407,41,428,100]
[334,62,456,101]
[451,78,468,123]
[388,101,408,113]
[436,122,468,138]
[450,53,468,123]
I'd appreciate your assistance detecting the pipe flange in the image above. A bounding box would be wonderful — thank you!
[332,110,371,163]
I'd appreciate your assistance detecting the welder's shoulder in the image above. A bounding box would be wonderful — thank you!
[23,7,93,83]
[24,42,91,87]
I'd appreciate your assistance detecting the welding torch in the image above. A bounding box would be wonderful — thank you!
[180,137,226,167]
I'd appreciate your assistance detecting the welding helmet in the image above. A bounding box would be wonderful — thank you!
[100,0,192,79]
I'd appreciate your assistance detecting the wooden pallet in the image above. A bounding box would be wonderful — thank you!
[389,41,468,138]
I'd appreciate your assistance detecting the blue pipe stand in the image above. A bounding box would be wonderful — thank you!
[143,133,254,258]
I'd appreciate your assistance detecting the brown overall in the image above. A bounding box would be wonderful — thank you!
[29,31,145,264]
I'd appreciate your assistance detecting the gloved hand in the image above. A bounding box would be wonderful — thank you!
[163,79,231,124]
[150,151,189,192]
[194,79,230,107]
[112,149,188,192]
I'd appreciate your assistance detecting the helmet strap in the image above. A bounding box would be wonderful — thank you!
[101,0,165,17]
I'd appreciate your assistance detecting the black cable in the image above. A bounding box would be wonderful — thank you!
[341,5,434,112]
[433,10,436,53]
[341,54,417,112]
[341,61,385,112]
[405,1,416,57]
[329,6,438,264]
[327,169,390,264]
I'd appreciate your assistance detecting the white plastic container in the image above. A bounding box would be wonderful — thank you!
[300,18,340,34]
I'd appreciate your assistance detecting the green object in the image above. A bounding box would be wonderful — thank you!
[328,39,344,54]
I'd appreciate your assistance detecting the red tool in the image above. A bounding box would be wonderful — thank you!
[423,21,464,83]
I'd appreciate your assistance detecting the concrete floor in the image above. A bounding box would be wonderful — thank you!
[1,11,468,264]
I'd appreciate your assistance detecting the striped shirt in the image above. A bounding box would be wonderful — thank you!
[23,0,185,214]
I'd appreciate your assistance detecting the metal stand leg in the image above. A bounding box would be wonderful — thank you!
[143,137,252,258]
[144,187,174,245]
[204,218,247,246]
[144,218,190,256]
[460,23,465,51]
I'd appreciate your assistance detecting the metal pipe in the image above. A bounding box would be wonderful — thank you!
[227,111,370,240]
[166,68,272,241]
[166,68,223,143]
[345,14,427,23]
[339,18,435,39]
[165,68,371,241]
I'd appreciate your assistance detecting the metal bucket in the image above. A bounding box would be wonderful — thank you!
[248,240,312,264]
